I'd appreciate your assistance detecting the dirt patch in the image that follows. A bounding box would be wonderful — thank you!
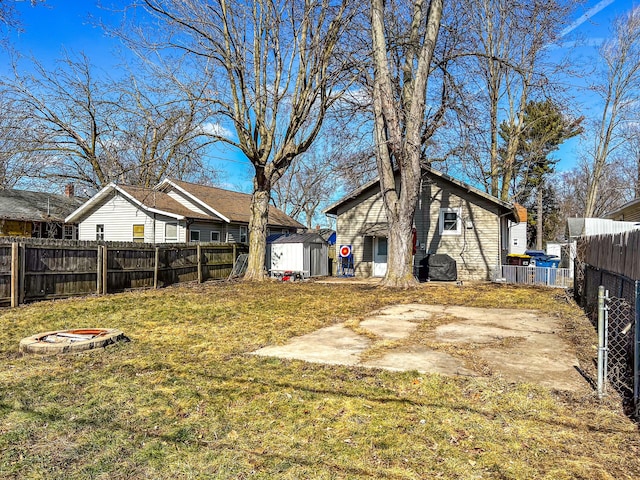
[251,303,588,392]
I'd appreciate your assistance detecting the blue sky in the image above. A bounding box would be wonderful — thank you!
[0,0,636,185]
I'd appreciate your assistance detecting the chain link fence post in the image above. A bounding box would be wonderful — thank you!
[598,285,607,398]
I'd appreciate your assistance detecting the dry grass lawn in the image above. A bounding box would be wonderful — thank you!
[0,280,639,479]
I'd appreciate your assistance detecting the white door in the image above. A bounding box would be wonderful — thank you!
[373,237,388,277]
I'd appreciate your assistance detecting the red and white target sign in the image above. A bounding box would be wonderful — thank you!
[339,245,352,258]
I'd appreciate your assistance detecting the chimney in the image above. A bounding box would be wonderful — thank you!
[64,183,74,198]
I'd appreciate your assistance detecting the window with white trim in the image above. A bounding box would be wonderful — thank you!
[63,225,74,240]
[211,231,220,242]
[165,223,178,242]
[96,224,104,241]
[190,230,200,242]
[240,225,248,243]
[133,224,145,243]
[439,208,461,235]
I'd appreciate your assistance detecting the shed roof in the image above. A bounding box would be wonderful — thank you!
[0,189,84,223]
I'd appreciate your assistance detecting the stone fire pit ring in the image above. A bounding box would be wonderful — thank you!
[19,328,127,354]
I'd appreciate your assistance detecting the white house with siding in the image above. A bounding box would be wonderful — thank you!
[324,167,522,281]
[65,179,303,244]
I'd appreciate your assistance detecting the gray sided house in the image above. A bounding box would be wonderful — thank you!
[0,185,83,239]
[65,179,304,244]
[324,167,522,281]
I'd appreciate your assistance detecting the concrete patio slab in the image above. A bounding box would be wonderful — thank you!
[250,304,588,392]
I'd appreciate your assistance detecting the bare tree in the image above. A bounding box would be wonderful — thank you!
[131,0,357,280]
[583,6,640,217]
[2,52,218,191]
[453,0,573,201]
[370,0,443,287]
[556,157,631,222]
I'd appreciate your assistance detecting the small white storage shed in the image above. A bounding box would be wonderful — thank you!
[269,232,329,278]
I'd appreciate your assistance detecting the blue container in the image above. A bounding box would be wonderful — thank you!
[535,256,560,268]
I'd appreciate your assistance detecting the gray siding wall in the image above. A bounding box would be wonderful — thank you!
[188,221,226,242]
[334,174,504,281]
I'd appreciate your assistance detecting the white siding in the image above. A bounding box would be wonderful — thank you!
[271,244,305,272]
[77,191,187,243]
[508,221,527,254]
[165,189,211,216]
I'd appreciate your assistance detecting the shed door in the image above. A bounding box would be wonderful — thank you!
[373,237,388,277]
[309,244,326,276]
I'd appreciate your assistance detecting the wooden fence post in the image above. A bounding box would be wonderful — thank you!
[19,243,25,305]
[97,246,103,295]
[102,245,108,294]
[154,247,160,289]
[10,242,18,308]
[197,244,203,283]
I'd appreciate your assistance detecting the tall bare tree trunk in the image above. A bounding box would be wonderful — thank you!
[245,180,271,281]
[370,0,443,288]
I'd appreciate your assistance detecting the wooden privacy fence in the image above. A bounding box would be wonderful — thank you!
[578,230,640,280]
[0,238,248,307]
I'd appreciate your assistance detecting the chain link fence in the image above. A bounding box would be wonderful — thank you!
[575,261,639,415]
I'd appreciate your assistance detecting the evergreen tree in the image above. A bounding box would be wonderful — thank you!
[499,99,582,249]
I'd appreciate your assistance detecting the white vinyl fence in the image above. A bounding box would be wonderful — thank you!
[498,265,573,288]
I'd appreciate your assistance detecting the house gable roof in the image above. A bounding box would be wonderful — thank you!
[65,183,212,223]
[159,178,304,229]
[0,189,84,223]
[66,180,305,229]
[323,166,518,221]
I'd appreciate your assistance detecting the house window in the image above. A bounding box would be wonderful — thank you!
[32,223,41,238]
[96,224,104,241]
[377,237,388,256]
[439,208,461,235]
[133,225,145,243]
[240,225,248,243]
[190,230,200,242]
[165,223,178,242]
[63,225,74,240]
[211,231,220,242]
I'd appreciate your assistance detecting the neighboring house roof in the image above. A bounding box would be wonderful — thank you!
[566,217,640,240]
[158,178,304,229]
[323,166,518,221]
[66,180,305,230]
[119,185,212,221]
[65,183,210,223]
[316,228,336,245]
[604,198,640,221]
[0,189,84,223]
[270,232,327,245]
